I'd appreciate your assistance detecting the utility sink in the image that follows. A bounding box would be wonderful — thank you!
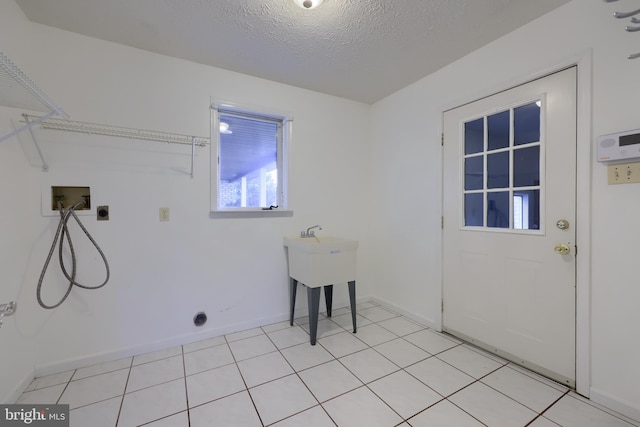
[284,235,359,345]
[283,236,358,288]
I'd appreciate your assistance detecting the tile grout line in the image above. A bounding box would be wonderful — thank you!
[443,396,491,427]
[68,366,128,383]
[225,331,266,427]
[113,356,134,427]
[251,306,395,424]
[181,344,191,427]
[259,319,337,426]
[283,306,417,425]
[524,389,570,427]
[54,369,75,405]
[441,343,575,423]
[479,367,570,417]
[180,321,334,416]
[430,357,499,426]
[400,396,448,426]
[350,307,455,424]
[432,357,546,427]
[331,313,442,426]
[389,342,483,425]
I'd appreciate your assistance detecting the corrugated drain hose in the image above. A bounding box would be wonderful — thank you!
[37,200,110,309]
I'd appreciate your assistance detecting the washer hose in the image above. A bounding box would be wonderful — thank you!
[37,200,110,309]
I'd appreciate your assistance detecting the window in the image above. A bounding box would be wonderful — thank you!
[462,99,542,231]
[211,101,291,214]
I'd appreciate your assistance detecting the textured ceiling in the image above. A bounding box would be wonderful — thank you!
[15,0,570,104]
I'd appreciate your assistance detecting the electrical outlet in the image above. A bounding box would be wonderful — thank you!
[608,161,640,185]
[159,207,170,221]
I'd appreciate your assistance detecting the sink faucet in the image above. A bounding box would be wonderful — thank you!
[302,225,322,237]
[0,301,17,329]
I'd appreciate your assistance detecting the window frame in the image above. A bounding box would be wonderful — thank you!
[459,95,545,234]
[210,99,293,217]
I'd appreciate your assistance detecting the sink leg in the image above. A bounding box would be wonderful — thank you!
[348,281,357,333]
[324,285,333,317]
[307,286,321,345]
[289,278,298,326]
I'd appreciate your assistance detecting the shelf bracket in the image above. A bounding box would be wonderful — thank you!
[0,110,55,144]
[23,113,49,172]
[191,136,195,179]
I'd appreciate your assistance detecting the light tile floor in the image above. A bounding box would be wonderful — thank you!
[18,301,640,427]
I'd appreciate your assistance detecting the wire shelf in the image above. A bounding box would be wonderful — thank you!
[0,52,69,147]
[22,115,210,147]
[0,52,68,117]
[1,51,207,176]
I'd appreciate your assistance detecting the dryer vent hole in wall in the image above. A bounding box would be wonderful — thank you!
[97,205,109,221]
[193,312,207,326]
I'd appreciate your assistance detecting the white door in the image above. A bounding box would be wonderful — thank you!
[442,67,577,387]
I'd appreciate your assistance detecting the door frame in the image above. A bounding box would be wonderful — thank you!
[437,50,592,397]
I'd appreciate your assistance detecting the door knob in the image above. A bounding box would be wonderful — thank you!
[554,243,571,255]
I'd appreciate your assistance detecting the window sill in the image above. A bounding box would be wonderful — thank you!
[209,209,294,219]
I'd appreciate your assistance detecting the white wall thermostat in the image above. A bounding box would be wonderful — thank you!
[597,128,640,162]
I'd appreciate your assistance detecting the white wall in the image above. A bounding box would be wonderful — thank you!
[0,0,372,403]
[0,108,38,403]
[0,0,40,404]
[370,0,640,420]
[3,0,640,421]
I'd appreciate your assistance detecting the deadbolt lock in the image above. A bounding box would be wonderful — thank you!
[556,219,570,230]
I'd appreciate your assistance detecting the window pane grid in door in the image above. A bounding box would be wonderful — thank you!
[487,110,510,151]
[464,118,484,155]
[464,155,484,191]
[462,99,542,232]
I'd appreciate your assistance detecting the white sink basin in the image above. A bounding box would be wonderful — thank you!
[284,236,358,288]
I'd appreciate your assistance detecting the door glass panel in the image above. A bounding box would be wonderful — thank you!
[464,118,484,154]
[513,190,540,230]
[487,192,509,228]
[487,110,510,151]
[487,151,509,189]
[465,156,484,191]
[513,146,540,187]
[462,99,541,232]
[514,102,540,145]
[464,193,483,226]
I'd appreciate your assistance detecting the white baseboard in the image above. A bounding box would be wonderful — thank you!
[369,296,436,329]
[33,300,366,378]
[34,311,294,377]
[590,387,640,424]
[5,369,35,404]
